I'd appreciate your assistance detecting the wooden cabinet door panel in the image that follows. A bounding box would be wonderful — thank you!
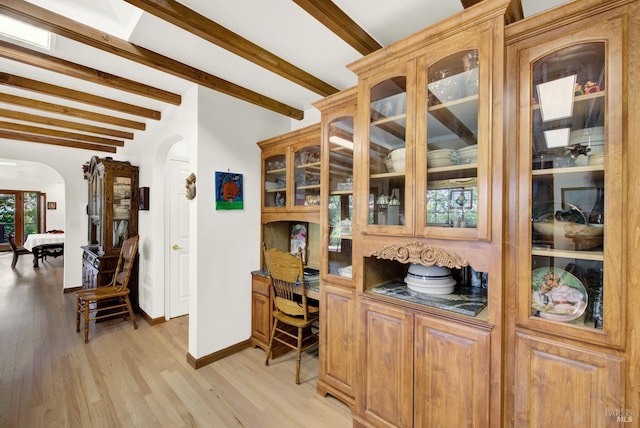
[515,333,625,427]
[319,285,356,401]
[414,314,491,427]
[251,291,271,350]
[358,298,413,427]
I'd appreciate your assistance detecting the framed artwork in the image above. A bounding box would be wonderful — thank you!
[47,201,57,210]
[215,171,243,210]
[290,222,308,264]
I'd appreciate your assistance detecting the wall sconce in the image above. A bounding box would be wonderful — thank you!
[139,187,150,210]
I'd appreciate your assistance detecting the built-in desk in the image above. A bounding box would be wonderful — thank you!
[250,269,319,352]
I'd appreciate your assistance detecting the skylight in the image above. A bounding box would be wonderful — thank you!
[0,15,52,50]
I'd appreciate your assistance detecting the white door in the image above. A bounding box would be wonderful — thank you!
[168,158,190,318]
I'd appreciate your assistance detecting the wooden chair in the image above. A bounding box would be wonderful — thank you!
[8,233,31,269]
[263,245,319,384]
[75,236,139,343]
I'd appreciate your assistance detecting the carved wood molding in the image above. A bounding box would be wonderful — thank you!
[372,241,469,269]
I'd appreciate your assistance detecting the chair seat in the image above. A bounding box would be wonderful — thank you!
[77,288,130,301]
[76,236,139,343]
[273,310,319,328]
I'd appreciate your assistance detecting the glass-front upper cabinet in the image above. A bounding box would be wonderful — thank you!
[293,142,321,208]
[515,25,624,347]
[326,116,354,281]
[362,63,413,235]
[263,151,287,209]
[415,27,494,241]
[112,176,132,248]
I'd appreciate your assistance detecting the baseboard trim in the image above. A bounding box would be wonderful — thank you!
[140,309,165,325]
[186,339,252,369]
[63,286,83,293]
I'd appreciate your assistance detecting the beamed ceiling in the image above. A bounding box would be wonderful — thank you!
[0,0,569,154]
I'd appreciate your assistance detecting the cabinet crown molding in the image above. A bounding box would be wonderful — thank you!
[372,241,469,269]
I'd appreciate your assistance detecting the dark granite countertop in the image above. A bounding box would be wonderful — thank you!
[252,269,320,294]
[371,281,487,317]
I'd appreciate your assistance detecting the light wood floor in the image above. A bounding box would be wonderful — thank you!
[0,252,352,427]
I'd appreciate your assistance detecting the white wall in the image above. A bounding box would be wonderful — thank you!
[190,85,289,358]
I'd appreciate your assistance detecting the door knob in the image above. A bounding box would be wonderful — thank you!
[172,244,182,250]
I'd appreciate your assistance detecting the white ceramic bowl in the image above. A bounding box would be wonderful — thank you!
[405,276,456,294]
[384,156,394,172]
[429,149,454,158]
[407,264,451,278]
[392,160,405,173]
[389,148,406,161]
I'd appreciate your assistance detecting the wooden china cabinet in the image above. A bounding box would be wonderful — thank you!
[251,124,322,352]
[313,87,358,409]
[346,1,508,426]
[82,156,139,309]
[504,0,640,425]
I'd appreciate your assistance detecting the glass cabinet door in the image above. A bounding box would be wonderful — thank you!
[365,70,411,234]
[293,144,321,208]
[263,153,287,208]
[326,116,354,280]
[425,51,479,228]
[417,43,491,240]
[112,176,132,248]
[517,33,624,347]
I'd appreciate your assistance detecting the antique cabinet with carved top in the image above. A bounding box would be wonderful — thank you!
[82,156,139,309]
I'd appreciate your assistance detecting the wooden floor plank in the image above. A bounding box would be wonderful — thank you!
[0,252,352,427]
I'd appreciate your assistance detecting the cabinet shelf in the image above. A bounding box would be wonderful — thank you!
[265,187,287,193]
[427,163,477,174]
[296,184,321,190]
[296,161,321,170]
[330,189,353,195]
[532,165,604,175]
[266,168,286,175]
[531,246,604,261]
[532,90,604,110]
[371,171,405,179]
[428,94,478,112]
[371,113,406,127]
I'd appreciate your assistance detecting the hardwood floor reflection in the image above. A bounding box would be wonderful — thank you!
[0,252,351,427]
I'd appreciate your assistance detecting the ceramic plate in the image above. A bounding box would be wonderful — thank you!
[531,267,587,322]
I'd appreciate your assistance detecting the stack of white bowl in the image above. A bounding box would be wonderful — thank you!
[427,148,454,168]
[457,145,478,164]
[404,263,457,295]
[389,148,406,173]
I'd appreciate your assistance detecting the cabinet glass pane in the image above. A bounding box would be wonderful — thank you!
[264,154,286,207]
[369,77,407,225]
[529,43,605,330]
[89,177,103,248]
[327,116,354,278]
[426,50,479,228]
[113,176,131,248]
[294,145,321,207]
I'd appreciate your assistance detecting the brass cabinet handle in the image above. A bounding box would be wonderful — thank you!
[172,244,182,250]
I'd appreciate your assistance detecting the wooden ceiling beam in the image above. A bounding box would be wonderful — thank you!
[0,0,304,120]
[0,73,160,120]
[0,108,134,139]
[460,0,524,24]
[0,120,124,146]
[0,93,146,130]
[292,0,382,56]
[123,0,338,97]
[0,129,117,153]
[0,40,181,105]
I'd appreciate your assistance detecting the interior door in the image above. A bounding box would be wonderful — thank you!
[167,158,190,318]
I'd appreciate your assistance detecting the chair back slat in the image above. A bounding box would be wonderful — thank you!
[112,236,139,292]
[263,245,312,321]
